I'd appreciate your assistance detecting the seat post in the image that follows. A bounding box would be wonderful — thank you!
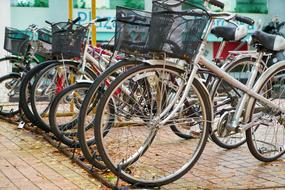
[215,41,227,64]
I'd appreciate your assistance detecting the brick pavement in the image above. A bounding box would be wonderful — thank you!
[0,119,285,190]
[0,120,101,190]
[163,139,285,189]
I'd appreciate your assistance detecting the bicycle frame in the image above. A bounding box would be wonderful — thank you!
[79,19,117,79]
[153,17,285,129]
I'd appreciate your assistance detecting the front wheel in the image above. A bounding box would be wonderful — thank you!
[245,63,285,162]
[94,64,212,187]
[49,82,92,148]
[0,73,21,117]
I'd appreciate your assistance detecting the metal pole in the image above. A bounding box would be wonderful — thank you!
[91,0,96,46]
[68,0,73,20]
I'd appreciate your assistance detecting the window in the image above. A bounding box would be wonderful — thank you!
[110,0,144,10]
[11,0,49,7]
[73,0,144,10]
[235,0,268,14]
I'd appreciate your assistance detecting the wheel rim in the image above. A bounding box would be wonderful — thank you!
[95,66,209,185]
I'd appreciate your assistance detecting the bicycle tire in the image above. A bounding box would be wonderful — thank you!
[245,61,285,162]
[49,82,92,147]
[0,56,27,118]
[94,63,212,187]
[0,73,21,117]
[19,60,87,132]
[209,56,266,149]
[30,61,97,132]
[78,59,141,169]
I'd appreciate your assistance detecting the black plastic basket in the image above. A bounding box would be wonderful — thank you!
[148,0,210,60]
[4,27,30,55]
[38,28,52,44]
[114,6,151,54]
[52,22,87,59]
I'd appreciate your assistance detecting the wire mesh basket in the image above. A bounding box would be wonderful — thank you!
[148,0,210,60]
[52,22,87,59]
[4,27,30,56]
[114,6,151,54]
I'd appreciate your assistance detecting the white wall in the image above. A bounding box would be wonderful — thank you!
[144,0,152,11]
[11,0,68,29]
[0,0,12,76]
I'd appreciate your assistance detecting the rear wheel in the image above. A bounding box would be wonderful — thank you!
[210,57,266,149]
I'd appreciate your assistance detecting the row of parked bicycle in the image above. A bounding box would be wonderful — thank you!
[1,0,285,188]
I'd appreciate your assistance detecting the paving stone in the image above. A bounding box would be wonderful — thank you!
[11,178,40,190]
[0,121,102,190]
[1,119,285,190]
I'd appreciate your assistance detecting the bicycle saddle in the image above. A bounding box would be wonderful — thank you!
[252,30,285,51]
[211,25,248,41]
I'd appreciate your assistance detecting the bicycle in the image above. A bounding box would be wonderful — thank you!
[0,24,52,117]
[48,7,152,168]
[69,3,267,174]
[91,0,285,187]
[75,5,260,170]
[19,17,118,132]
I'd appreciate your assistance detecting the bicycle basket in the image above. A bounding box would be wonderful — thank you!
[115,6,151,54]
[52,22,87,59]
[4,27,30,55]
[148,0,210,61]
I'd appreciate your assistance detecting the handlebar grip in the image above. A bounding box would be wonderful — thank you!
[236,15,255,26]
[117,14,146,23]
[133,15,146,22]
[117,11,147,23]
[45,20,53,26]
[208,0,224,9]
[72,16,81,24]
[96,17,108,23]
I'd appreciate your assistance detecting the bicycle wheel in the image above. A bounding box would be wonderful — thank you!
[94,63,212,187]
[245,62,285,162]
[78,60,141,169]
[0,56,27,117]
[49,82,92,147]
[209,57,266,149]
[30,61,97,132]
[19,60,58,131]
[0,73,21,117]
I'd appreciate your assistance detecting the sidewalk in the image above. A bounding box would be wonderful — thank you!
[0,120,101,190]
[0,119,284,190]
[163,137,285,189]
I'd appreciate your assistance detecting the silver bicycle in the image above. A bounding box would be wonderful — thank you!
[91,0,285,187]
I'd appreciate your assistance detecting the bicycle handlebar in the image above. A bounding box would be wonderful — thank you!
[71,16,81,25]
[236,15,255,26]
[45,16,81,27]
[208,0,224,9]
[117,14,147,23]
[96,17,109,23]
[45,20,53,26]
